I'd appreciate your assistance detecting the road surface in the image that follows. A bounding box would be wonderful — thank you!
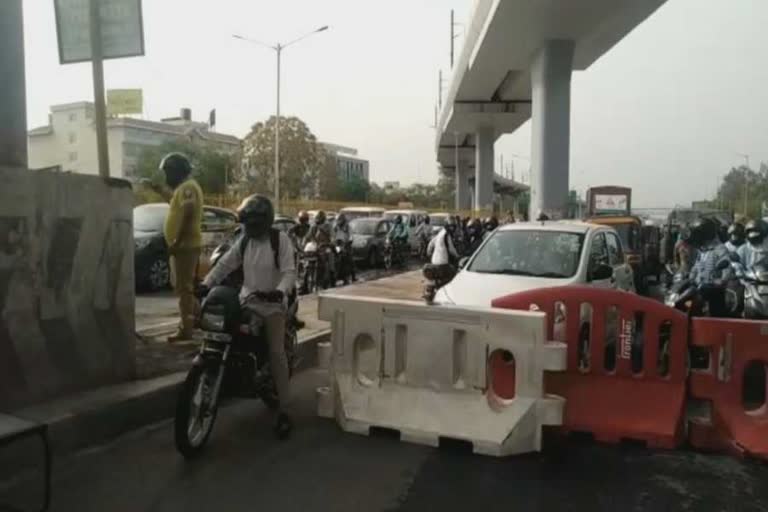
[4,368,768,512]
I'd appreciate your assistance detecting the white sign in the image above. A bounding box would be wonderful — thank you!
[594,194,628,213]
[54,0,145,64]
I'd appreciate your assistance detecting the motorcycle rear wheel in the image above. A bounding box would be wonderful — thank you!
[174,364,220,459]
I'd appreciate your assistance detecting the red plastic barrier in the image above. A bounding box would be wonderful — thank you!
[492,286,688,448]
[688,318,768,460]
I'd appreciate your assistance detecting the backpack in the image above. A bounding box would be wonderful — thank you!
[239,227,281,270]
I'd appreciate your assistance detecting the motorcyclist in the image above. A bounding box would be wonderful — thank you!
[427,217,459,271]
[332,213,356,282]
[483,216,499,239]
[738,219,768,270]
[289,211,311,248]
[387,215,410,260]
[305,210,335,285]
[201,194,295,439]
[413,216,432,258]
[673,225,698,274]
[725,222,746,254]
[467,218,484,254]
[690,217,732,317]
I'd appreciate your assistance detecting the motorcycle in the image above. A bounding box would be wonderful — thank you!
[334,240,354,286]
[384,238,407,270]
[422,263,455,305]
[174,287,298,458]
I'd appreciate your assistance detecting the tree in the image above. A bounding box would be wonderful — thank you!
[242,116,326,199]
[135,140,237,195]
[715,163,768,218]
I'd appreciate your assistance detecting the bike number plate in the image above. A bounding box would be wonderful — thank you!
[202,331,232,342]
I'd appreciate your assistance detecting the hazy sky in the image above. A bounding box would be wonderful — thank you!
[22,0,768,207]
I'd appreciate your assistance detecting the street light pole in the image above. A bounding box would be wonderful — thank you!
[737,152,750,217]
[234,26,328,212]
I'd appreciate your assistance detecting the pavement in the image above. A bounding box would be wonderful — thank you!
[3,368,768,512]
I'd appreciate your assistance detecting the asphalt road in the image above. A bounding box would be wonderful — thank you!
[5,369,768,512]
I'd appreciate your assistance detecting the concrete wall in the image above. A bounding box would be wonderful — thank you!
[0,168,135,410]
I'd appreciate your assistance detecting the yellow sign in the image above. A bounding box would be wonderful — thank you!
[107,89,143,116]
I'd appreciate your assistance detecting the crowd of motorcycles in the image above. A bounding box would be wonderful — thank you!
[662,218,768,320]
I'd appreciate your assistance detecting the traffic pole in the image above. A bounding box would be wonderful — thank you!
[89,0,110,178]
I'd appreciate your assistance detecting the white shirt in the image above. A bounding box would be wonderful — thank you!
[428,229,458,265]
[203,231,296,301]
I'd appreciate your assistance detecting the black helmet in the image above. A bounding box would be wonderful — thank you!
[746,219,766,245]
[485,216,499,231]
[298,210,309,225]
[395,215,403,224]
[159,152,192,189]
[690,217,718,247]
[445,217,457,233]
[728,222,746,246]
[315,211,326,225]
[423,216,430,225]
[236,194,274,238]
[337,213,347,227]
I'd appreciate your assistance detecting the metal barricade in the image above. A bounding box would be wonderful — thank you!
[318,294,566,457]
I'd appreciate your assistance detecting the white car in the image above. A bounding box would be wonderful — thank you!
[435,221,635,307]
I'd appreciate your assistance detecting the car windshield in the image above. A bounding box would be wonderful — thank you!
[468,230,585,278]
[134,204,168,232]
[383,212,404,221]
[612,224,633,250]
[430,215,448,226]
[350,219,378,235]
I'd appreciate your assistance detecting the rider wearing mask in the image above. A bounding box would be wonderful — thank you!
[738,220,768,270]
[388,215,410,249]
[690,217,732,317]
[413,216,431,255]
[305,210,335,280]
[201,195,295,439]
[333,214,356,282]
[725,222,746,254]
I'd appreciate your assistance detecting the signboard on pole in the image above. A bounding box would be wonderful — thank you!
[107,89,143,116]
[54,0,145,64]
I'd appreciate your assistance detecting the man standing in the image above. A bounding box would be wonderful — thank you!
[161,153,203,343]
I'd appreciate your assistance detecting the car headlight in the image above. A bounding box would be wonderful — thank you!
[200,312,225,332]
[135,238,152,250]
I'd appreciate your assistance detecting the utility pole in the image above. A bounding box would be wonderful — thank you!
[275,44,282,210]
[738,153,750,217]
[438,70,443,110]
[89,0,110,178]
[450,10,455,68]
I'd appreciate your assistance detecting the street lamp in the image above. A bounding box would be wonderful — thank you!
[234,25,329,212]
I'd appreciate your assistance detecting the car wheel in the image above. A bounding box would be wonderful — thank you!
[148,257,170,291]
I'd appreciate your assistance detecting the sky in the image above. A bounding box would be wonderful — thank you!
[21,0,768,208]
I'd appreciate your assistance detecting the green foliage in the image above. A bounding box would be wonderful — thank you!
[135,139,237,195]
[715,163,768,218]
[242,116,326,199]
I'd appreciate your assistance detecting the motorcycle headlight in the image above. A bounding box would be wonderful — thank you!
[200,312,226,332]
[135,238,152,251]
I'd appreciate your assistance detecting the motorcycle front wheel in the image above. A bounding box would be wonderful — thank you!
[174,364,220,459]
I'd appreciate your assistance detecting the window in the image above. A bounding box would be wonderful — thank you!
[376,222,390,236]
[589,233,609,273]
[68,152,78,162]
[468,230,585,279]
[68,113,77,122]
[606,233,624,266]
[68,132,77,144]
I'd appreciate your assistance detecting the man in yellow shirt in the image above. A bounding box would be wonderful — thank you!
[160,153,203,342]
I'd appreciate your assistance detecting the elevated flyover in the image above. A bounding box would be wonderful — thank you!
[437,0,667,217]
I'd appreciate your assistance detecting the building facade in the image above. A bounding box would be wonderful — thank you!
[28,102,240,179]
[321,142,369,184]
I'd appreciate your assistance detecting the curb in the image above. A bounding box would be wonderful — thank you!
[14,329,330,456]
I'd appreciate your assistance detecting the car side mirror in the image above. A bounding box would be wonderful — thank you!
[458,257,469,270]
[590,263,613,281]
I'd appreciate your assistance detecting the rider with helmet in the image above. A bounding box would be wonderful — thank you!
[483,216,499,239]
[690,217,732,317]
[387,215,410,260]
[305,210,335,285]
[725,222,746,254]
[160,153,203,343]
[333,214,356,282]
[201,194,295,438]
[289,211,311,248]
[673,225,698,274]
[413,216,432,259]
[738,219,768,270]
[428,217,459,268]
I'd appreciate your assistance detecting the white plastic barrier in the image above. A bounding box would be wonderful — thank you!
[318,295,567,457]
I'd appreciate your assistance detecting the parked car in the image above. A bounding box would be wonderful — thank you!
[349,218,391,267]
[307,210,337,225]
[429,212,452,237]
[338,206,385,221]
[133,203,238,291]
[273,215,297,233]
[434,221,635,307]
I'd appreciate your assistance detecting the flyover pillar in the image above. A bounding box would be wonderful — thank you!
[529,40,574,220]
[0,0,27,169]
[475,126,495,213]
[455,162,471,212]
